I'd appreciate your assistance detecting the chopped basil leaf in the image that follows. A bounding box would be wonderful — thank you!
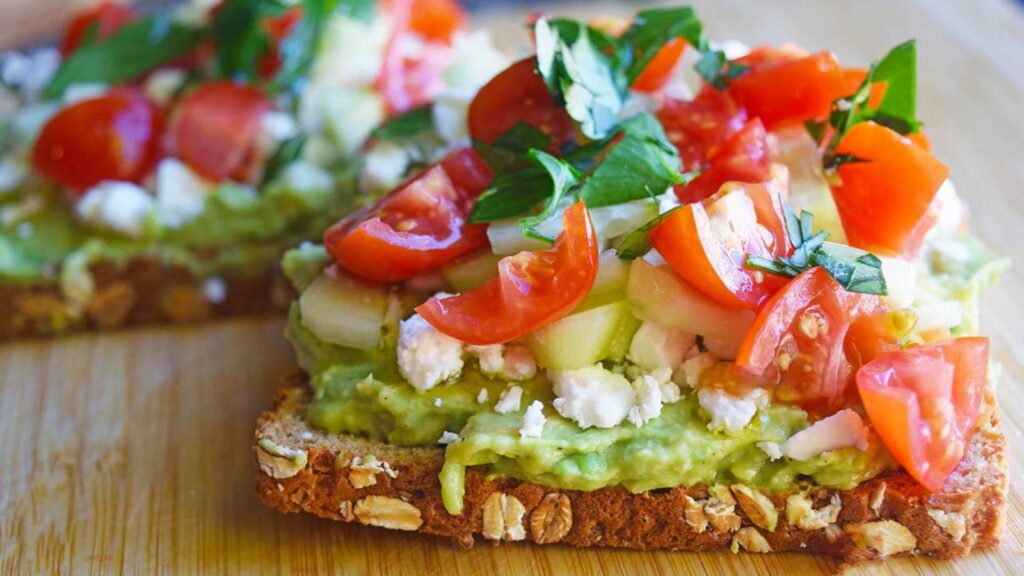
[745,204,887,295]
[469,166,557,223]
[371,104,434,140]
[620,7,704,84]
[44,18,206,99]
[616,206,682,260]
[211,0,286,83]
[495,122,553,154]
[271,0,347,95]
[518,150,580,242]
[262,135,307,184]
[535,18,626,140]
[579,113,684,207]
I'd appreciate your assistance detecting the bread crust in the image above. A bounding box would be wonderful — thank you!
[0,258,291,341]
[254,374,1007,565]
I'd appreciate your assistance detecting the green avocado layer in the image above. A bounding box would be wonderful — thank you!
[282,233,1006,515]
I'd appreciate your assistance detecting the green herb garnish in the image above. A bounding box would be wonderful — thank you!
[371,104,434,141]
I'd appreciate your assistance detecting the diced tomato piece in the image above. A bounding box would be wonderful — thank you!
[632,38,687,93]
[325,149,494,283]
[651,178,791,310]
[172,81,271,183]
[729,51,848,129]
[417,201,599,345]
[831,122,950,257]
[468,58,576,146]
[675,119,771,204]
[376,0,456,114]
[61,1,137,55]
[658,86,748,171]
[258,7,303,78]
[32,88,162,194]
[840,67,887,108]
[735,267,891,414]
[407,0,466,44]
[907,130,931,151]
[857,338,989,491]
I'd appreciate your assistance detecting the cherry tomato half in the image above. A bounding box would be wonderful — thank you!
[172,81,271,183]
[325,149,494,283]
[32,88,162,194]
[675,118,771,204]
[729,51,848,129]
[658,86,748,172]
[417,201,599,345]
[376,0,460,114]
[857,338,989,491]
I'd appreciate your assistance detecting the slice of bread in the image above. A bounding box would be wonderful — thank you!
[254,374,1007,566]
[0,258,290,341]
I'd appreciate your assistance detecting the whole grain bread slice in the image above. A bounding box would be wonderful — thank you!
[0,258,292,342]
[254,374,1007,566]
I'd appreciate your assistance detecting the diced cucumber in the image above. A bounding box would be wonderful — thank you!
[320,88,386,156]
[487,199,660,256]
[627,259,755,346]
[577,251,632,311]
[441,250,503,292]
[299,271,387,350]
[605,312,643,363]
[526,301,635,370]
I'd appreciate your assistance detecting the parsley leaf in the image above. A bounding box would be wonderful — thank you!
[470,165,559,223]
[746,204,888,295]
[616,205,681,260]
[579,113,684,207]
[371,104,434,140]
[535,18,626,140]
[518,150,580,242]
[262,135,307,184]
[210,0,287,83]
[44,18,206,99]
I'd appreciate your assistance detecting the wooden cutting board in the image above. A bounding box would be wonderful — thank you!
[2,0,1024,573]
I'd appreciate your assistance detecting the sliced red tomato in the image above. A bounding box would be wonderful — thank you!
[735,267,890,414]
[325,149,494,283]
[32,88,162,194]
[632,38,687,93]
[258,7,303,78]
[172,82,271,183]
[675,119,771,204]
[467,58,577,146]
[729,51,847,129]
[417,201,599,345]
[831,122,950,257]
[651,178,791,310]
[376,0,457,114]
[658,86,748,171]
[60,1,137,55]
[407,0,466,44]
[857,338,989,491]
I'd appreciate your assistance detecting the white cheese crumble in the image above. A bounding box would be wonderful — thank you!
[432,87,475,148]
[433,398,443,408]
[467,343,538,381]
[360,141,411,192]
[476,388,489,404]
[76,182,154,237]
[144,68,187,107]
[277,160,333,192]
[438,431,460,445]
[628,372,665,427]
[628,321,696,371]
[201,277,228,304]
[551,365,635,429]
[679,352,716,388]
[758,441,784,460]
[697,388,767,434]
[396,314,465,391]
[494,385,523,414]
[519,401,546,438]
[781,409,870,461]
[155,158,215,227]
[0,157,24,193]
[443,30,510,92]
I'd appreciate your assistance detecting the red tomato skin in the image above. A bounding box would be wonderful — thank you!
[651,179,791,310]
[172,82,271,183]
[632,39,687,93]
[376,0,458,114]
[467,58,577,146]
[675,119,771,204]
[258,8,303,78]
[857,338,989,491]
[658,87,748,171]
[729,51,847,129]
[32,88,163,194]
[325,149,493,283]
[832,122,950,258]
[735,267,888,414]
[61,1,137,55]
[407,0,466,43]
[417,202,600,345]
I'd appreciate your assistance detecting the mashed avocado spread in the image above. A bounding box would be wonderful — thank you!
[281,235,1012,515]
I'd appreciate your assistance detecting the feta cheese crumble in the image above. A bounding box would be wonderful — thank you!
[476,388,489,404]
[76,182,154,237]
[697,387,767,434]
[551,365,635,429]
[201,277,228,304]
[780,409,870,461]
[467,343,538,381]
[494,385,523,414]
[155,159,215,227]
[396,314,465,391]
[438,431,460,445]
[520,401,546,438]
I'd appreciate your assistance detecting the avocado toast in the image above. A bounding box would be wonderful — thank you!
[0,0,506,340]
[254,5,1009,565]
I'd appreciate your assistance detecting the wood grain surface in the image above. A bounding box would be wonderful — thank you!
[2,0,1024,574]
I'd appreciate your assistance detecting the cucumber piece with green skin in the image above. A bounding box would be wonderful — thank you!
[627,259,756,346]
[441,250,502,292]
[525,301,636,370]
[487,199,659,256]
[300,271,387,350]
[577,251,632,311]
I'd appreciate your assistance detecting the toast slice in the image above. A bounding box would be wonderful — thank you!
[254,374,1007,565]
[0,258,290,341]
